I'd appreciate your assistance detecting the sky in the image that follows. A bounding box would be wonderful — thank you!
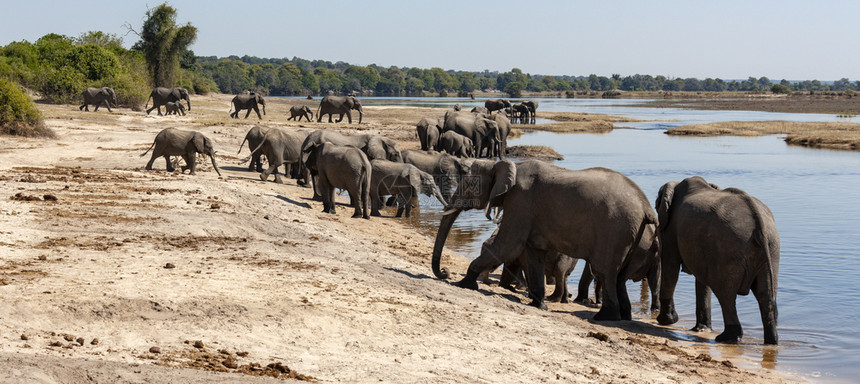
[2,0,859,81]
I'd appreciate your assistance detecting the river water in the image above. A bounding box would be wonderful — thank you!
[362,97,859,383]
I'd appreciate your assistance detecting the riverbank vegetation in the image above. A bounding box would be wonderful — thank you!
[668,121,860,150]
[0,77,52,137]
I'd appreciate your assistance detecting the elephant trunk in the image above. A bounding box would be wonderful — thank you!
[185,97,191,112]
[262,102,266,116]
[209,152,222,177]
[431,208,461,279]
[357,107,363,124]
[431,185,448,208]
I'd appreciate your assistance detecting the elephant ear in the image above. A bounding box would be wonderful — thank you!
[656,181,678,234]
[365,137,385,160]
[487,160,516,208]
[192,132,205,154]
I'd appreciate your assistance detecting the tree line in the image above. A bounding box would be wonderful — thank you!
[2,2,860,109]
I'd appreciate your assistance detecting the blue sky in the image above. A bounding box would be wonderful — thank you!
[2,0,858,80]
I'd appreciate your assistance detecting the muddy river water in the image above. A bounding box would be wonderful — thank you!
[365,97,860,383]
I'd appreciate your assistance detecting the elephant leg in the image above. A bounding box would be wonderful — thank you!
[335,113,344,123]
[370,190,382,217]
[348,185,363,218]
[93,103,100,112]
[715,293,743,343]
[345,111,352,124]
[546,266,568,303]
[657,256,682,326]
[254,106,262,119]
[522,246,548,310]
[458,225,525,291]
[102,100,112,112]
[79,103,86,111]
[752,272,779,345]
[163,155,174,172]
[328,114,333,123]
[616,273,632,321]
[648,263,661,311]
[145,154,158,170]
[574,264,595,305]
[243,108,251,119]
[186,152,198,175]
[260,162,279,182]
[692,279,713,332]
[145,105,157,115]
[592,265,623,321]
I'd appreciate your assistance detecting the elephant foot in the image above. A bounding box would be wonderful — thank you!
[274,175,285,184]
[593,308,622,322]
[528,300,548,310]
[715,325,743,343]
[260,173,269,182]
[371,211,382,217]
[657,310,679,326]
[352,212,363,218]
[573,297,600,308]
[362,214,370,220]
[546,292,562,303]
[455,278,479,290]
[691,323,713,333]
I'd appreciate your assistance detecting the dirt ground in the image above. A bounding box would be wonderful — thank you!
[0,94,799,383]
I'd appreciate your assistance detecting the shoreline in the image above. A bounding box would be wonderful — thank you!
[0,94,802,383]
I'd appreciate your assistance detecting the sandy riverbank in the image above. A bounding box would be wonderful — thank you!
[0,94,798,383]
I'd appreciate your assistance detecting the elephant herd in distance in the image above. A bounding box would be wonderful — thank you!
[128,86,779,345]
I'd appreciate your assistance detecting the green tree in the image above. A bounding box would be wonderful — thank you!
[129,3,197,87]
[504,81,523,97]
[75,31,124,51]
[0,77,50,137]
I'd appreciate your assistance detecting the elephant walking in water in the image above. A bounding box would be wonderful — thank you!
[317,95,363,124]
[141,128,221,176]
[655,176,780,344]
[145,87,191,116]
[433,160,658,319]
[229,92,266,119]
[79,87,117,112]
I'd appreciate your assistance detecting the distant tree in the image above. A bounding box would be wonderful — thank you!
[75,31,124,51]
[127,3,198,87]
[504,81,523,97]
[771,83,791,94]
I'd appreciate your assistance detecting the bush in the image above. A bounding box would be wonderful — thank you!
[771,84,791,94]
[0,77,53,137]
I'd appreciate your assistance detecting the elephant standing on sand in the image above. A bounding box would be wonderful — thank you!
[656,176,780,344]
[288,105,314,122]
[432,160,658,318]
[484,98,511,114]
[438,131,474,158]
[230,92,266,119]
[79,87,117,112]
[370,159,447,218]
[141,128,221,176]
[317,95,363,124]
[303,142,371,219]
[243,127,309,185]
[416,117,443,151]
[145,87,191,116]
[164,101,186,116]
[443,111,500,159]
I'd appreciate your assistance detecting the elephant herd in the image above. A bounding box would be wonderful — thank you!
[133,90,780,346]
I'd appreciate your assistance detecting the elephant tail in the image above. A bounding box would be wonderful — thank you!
[240,129,271,164]
[236,136,248,156]
[315,103,322,122]
[144,93,152,110]
[140,139,156,157]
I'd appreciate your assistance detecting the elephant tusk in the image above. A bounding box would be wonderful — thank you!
[441,208,459,216]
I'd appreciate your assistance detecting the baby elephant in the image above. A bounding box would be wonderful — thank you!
[141,128,221,176]
[303,142,371,219]
[369,159,447,218]
[164,101,186,116]
[287,105,314,122]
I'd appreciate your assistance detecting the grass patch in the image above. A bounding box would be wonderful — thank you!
[667,120,860,151]
[506,145,563,161]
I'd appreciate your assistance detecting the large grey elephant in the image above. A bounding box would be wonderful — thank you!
[432,160,657,319]
[164,101,186,116]
[303,142,371,219]
[145,87,191,116]
[287,105,314,122]
[316,95,363,124]
[442,111,499,159]
[230,92,266,119]
[484,98,511,113]
[655,176,780,344]
[369,160,447,218]
[522,100,538,124]
[242,127,309,184]
[401,149,471,203]
[438,131,474,158]
[141,128,221,176]
[79,87,117,112]
[491,113,511,159]
[300,130,403,200]
[416,117,443,151]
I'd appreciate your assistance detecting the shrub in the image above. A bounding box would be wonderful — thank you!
[0,77,53,137]
[771,84,791,94]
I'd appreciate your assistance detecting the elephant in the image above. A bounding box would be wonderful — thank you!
[317,95,363,124]
[300,130,403,200]
[509,103,530,124]
[79,87,117,112]
[453,104,462,111]
[655,176,780,344]
[442,111,500,159]
[241,127,309,184]
[145,87,191,116]
[522,100,539,124]
[302,142,371,219]
[164,101,186,116]
[470,106,489,114]
[287,105,314,122]
[401,149,471,203]
[141,128,221,176]
[490,113,511,159]
[369,160,447,218]
[230,92,266,119]
[432,160,658,319]
[484,98,511,113]
[416,117,443,151]
[438,131,474,158]
[237,125,268,172]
